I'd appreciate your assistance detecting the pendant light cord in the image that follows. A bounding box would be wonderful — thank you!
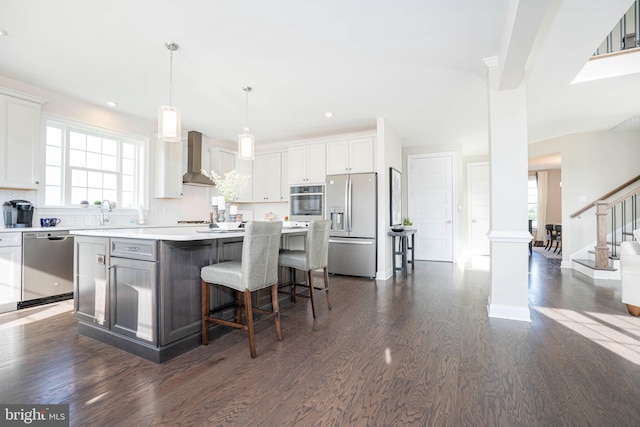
[169,48,173,105]
[243,86,252,131]
[165,42,179,105]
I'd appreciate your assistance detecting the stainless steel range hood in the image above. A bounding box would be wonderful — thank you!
[182,131,215,186]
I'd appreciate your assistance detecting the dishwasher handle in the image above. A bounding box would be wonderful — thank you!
[31,234,70,241]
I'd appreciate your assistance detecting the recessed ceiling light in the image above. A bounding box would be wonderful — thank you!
[325,112,333,118]
[0,29,8,36]
[106,101,118,107]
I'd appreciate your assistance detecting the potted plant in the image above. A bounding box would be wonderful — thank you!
[402,217,413,227]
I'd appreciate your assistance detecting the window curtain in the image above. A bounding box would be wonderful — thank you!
[536,171,548,243]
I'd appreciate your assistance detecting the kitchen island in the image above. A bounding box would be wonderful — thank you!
[71,225,306,363]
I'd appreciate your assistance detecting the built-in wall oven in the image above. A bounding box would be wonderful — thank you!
[290,185,324,221]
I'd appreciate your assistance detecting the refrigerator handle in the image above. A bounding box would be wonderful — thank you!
[346,178,352,232]
[343,178,349,231]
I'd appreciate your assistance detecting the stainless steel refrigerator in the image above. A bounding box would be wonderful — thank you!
[326,172,377,277]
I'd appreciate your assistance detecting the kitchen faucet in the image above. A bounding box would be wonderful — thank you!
[100,200,112,225]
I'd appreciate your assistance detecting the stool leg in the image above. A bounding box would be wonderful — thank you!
[308,270,317,319]
[235,290,242,324]
[290,267,297,303]
[271,284,283,341]
[244,289,257,358]
[201,279,210,345]
[323,267,331,310]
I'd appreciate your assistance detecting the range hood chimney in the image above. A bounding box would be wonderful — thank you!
[182,131,215,186]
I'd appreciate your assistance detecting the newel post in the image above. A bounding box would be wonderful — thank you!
[595,201,609,269]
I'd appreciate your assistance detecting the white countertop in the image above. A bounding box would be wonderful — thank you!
[0,223,205,234]
[69,224,307,241]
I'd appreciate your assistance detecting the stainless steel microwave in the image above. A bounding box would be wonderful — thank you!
[290,185,324,221]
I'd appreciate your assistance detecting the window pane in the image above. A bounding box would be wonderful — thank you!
[86,152,102,169]
[71,187,88,204]
[104,190,117,203]
[71,169,87,186]
[69,149,85,167]
[103,173,117,190]
[44,119,144,208]
[47,127,62,147]
[69,131,86,150]
[122,158,134,175]
[88,171,103,188]
[46,145,62,167]
[103,139,117,156]
[122,175,134,192]
[87,135,102,153]
[121,191,133,208]
[102,155,117,172]
[45,186,61,205]
[122,143,135,159]
[46,166,61,186]
[87,189,103,203]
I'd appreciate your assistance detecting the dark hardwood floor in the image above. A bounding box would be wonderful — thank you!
[3,252,640,426]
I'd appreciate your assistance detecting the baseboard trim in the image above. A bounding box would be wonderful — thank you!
[487,299,531,322]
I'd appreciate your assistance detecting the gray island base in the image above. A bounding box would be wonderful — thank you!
[72,226,305,363]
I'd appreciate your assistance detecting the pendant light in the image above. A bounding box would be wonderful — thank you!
[158,42,181,142]
[238,86,255,160]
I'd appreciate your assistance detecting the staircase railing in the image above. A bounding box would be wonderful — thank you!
[570,175,640,269]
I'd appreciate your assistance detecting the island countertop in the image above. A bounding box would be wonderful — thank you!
[70,223,307,241]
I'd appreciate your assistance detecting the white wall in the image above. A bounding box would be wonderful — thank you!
[376,118,403,279]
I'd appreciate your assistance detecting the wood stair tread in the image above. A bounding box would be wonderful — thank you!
[572,258,617,271]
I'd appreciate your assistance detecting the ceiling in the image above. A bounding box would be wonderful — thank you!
[0,0,638,153]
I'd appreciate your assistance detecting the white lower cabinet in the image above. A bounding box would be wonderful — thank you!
[0,232,22,313]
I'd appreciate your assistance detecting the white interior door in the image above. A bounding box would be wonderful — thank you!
[408,153,454,262]
[468,162,490,256]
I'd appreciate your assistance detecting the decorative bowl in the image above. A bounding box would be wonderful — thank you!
[391,225,404,232]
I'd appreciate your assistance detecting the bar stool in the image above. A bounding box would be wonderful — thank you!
[278,219,331,319]
[200,221,283,358]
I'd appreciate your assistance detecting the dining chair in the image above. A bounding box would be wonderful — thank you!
[545,224,555,250]
[553,224,562,254]
[200,221,283,358]
[278,219,331,319]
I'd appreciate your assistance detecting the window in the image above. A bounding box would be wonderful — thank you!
[44,119,146,208]
[528,175,538,229]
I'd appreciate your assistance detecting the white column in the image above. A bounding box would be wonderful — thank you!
[484,57,531,322]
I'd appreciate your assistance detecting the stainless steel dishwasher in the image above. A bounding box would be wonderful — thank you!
[20,230,74,308]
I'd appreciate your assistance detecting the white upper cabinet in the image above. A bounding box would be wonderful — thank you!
[154,138,183,198]
[253,152,285,202]
[208,148,236,177]
[289,143,325,185]
[0,90,45,189]
[235,157,253,202]
[326,137,375,175]
[281,152,289,202]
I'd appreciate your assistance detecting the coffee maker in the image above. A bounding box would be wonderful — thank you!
[3,200,34,228]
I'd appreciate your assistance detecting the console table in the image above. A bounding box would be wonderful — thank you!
[388,228,417,278]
